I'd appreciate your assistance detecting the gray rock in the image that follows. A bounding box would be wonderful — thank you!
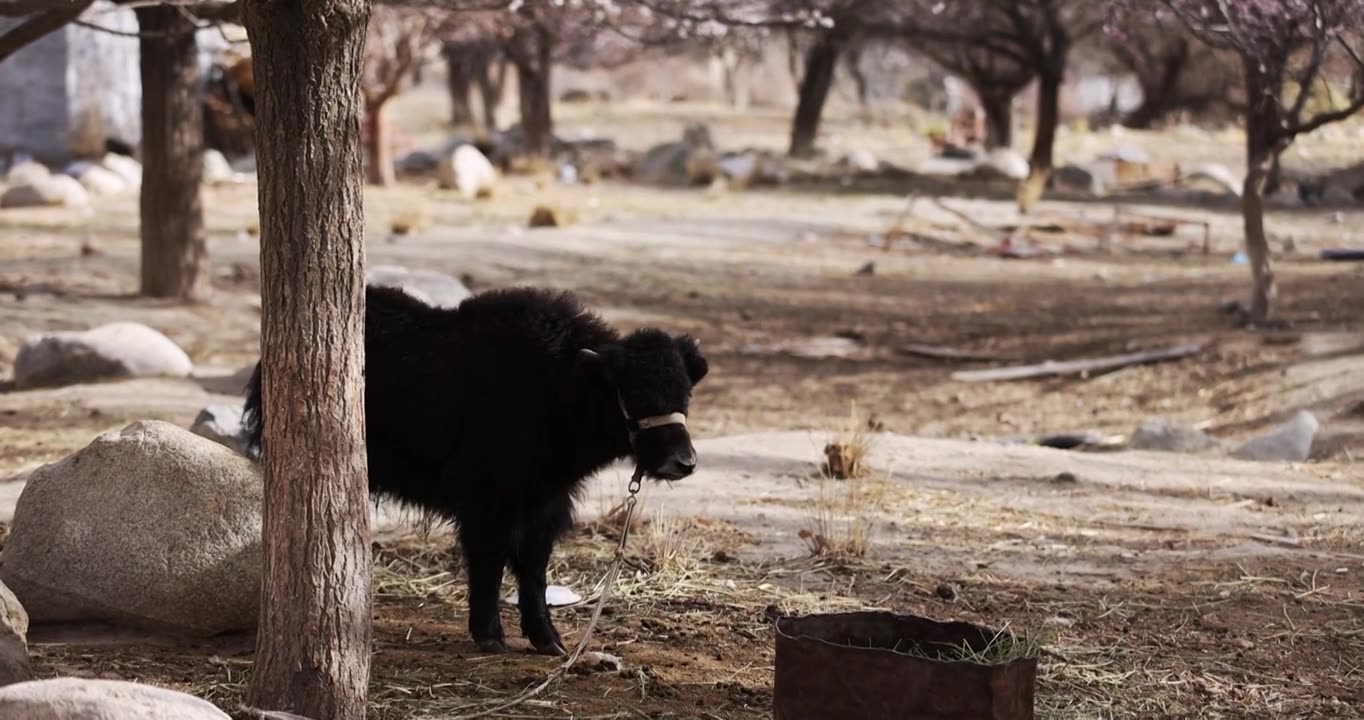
[367,265,471,308]
[1054,164,1106,196]
[0,581,28,643]
[398,149,440,175]
[0,421,263,635]
[202,149,234,185]
[0,678,230,719]
[1232,410,1320,462]
[13,322,193,390]
[437,144,497,200]
[636,123,717,186]
[1130,418,1220,453]
[0,580,31,688]
[189,404,248,456]
[1,176,90,209]
[4,162,49,186]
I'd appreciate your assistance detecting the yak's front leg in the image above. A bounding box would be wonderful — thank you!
[511,499,573,656]
[458,518,510,653]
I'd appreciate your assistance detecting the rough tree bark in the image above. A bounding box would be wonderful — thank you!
[241,0,373,718]
[1017,66,1062,214]
[511,26,554,158]
[136,6,205,300]
[1240,60,1285,324]
[788,31,843,158]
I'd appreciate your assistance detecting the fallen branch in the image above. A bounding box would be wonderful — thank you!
[950,340,1210,382]
[898,343,1013,363]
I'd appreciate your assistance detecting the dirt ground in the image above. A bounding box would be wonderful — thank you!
[1,99,1363,719]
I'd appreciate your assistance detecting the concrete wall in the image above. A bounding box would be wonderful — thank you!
[0,1,140,163]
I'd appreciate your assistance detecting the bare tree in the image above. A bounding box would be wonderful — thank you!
[363,6,442,185]
[1103,14,1240,129]
[1116,0,1364,323]
[241,0,373,718]
[889,1,1102,211]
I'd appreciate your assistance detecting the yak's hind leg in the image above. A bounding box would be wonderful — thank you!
[511,495,574,656]
[457,515,512,653]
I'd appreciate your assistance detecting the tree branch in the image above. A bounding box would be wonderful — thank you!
[0,0,94,64]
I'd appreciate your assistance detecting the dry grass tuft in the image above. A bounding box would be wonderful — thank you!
[820,404,875,480]
[802,404,887,559]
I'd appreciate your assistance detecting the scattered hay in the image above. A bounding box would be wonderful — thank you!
[798,472,888,559]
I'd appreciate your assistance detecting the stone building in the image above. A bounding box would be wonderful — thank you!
[0,2,232,165]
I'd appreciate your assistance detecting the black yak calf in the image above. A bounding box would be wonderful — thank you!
[243,285,708,655]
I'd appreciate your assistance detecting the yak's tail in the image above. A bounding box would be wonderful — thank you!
[241,361,264,461]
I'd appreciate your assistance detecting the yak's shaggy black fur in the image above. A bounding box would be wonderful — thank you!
[243,284,708,654]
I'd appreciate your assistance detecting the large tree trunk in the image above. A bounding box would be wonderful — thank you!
[241,1,373,718]
[1240,62,1284,324]
[1017,68,1061,214]
[788,31,843,158]
[444,44,475,126]
[136,6,205,300]
[977,88,1013,150]
[365,98,395,186]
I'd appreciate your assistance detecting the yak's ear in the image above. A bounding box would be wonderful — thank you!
[578,345,626,383]
[675,335,709,385]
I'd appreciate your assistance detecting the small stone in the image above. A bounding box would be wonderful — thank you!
[99,153,143,187]
[1053,472,1078,484]
[1,176,90,209]
[935,582,959,601]
[855,261,875,276]
[570,651,624,674]
[528,205,576,228]
[1042,616,1075,627]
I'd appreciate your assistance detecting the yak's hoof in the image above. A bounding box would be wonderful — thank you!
[475,638,508,654]
[532,638,567,657]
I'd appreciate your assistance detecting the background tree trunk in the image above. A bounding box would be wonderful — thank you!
[242,1,373,718]
[444,44,475,126]
[366,98,395,186]
[1017,68,1061,214]
[1240,62,1285,324]
[136,6,205,300]
[476,54,507,135]
[788,31,842,158]
[513,28,554,158]
[977,87,1013,149]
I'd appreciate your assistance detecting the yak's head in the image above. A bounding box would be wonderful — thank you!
[580,330,709,481]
